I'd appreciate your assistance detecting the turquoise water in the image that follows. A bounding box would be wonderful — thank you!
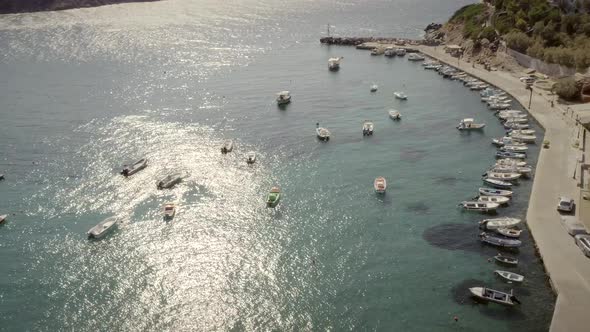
[0,0,553,331]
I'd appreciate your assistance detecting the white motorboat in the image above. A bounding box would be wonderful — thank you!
[246,151,256,164]
[362,121,374,136]
[508,129,536,136]
[479,187,513,197]
[479,232,522,248]
[575,234,590,257]
[504,122,530,130]
[221,139,234,153]
[395,48,406,56]
[384,47,396,57]
[163,203,176,220]
[316,123,330,141]
[489,103,511,110]
[496,158,527,167]
[501,145,529,153]
[424,64,441,70]
[87,216,118,239]
[496,228,522,238]
[370,84,379,92]
[121,158,147,177]
[479,217,522,230]
[457,118,485,130]
[374,176,386,194]
[485,172,521,182]
[394,91,408,100]
[157,173,183,189]
[478,195,510,205]
[459,201,499,212]
[504,118,528,125]
[496,151,526,159]
[0,174,4,181]
[492,137,526,147]
[407,53,425,61]
[510,133,536,143]
[495,270,524,283]
[469,287,520,306]
[276,91,291,105]
[388,110,401,120]
[328,57,342,71]
[483,178,512,189]
[490,165,532,177]
[371,47,384,55]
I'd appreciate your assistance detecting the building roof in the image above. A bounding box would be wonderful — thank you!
[445,45,462,50]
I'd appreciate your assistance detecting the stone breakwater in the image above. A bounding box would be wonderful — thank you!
[319,37,421,46]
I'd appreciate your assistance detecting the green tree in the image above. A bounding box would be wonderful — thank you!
[516,18,528,31]
[505,31,533,52]
[555,77,579,100]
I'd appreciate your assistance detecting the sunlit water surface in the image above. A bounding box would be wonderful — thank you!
[0,0,554,331]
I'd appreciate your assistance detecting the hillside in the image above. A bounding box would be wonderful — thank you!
[442,1,590,71]
[0,0,158,14]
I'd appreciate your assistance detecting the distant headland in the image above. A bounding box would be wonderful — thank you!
[0,0,159,14]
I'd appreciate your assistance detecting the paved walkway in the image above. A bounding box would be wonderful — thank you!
[417,46,590,332]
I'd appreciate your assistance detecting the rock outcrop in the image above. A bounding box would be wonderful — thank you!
[423,22,444,46]
[0,0,158,14]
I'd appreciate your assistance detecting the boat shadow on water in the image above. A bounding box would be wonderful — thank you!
[404,201,431,215]
[451,279,527,321]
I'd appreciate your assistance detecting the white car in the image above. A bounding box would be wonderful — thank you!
[519,76,535,84]
[557,197,575,212]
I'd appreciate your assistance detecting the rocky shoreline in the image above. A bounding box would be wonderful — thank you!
[0,0,158,14]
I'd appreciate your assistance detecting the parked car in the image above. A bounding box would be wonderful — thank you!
[519,75,535,83]
[557,197,575,212]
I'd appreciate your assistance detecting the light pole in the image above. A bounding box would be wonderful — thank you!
[526,84,533,109]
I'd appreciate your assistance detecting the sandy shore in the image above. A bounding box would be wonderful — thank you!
[415,45,590,332]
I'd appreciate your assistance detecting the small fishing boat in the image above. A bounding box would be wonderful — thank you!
[496,228,522,238]
[504,122,530,130]
[457,118,485,130]
[407,53,425,61]
[121,158,147,177]
[328,57,342,71]
[394,91,408,100]
[495,270,524,283]
[371,47,384,55]
[479,232,522,248]
[495,151,526,159]
[163,203,176,220]
[496,158,527,168]
[501,145,528,153]
[479,187,513,197]
[370,84,378,92]
[483,178,512,189]
[221,139,234,153]
[276,91,291,105]
[0,214,7,224]
[509,129,536,136]
[469,287,520,306]
[489,103,511,110]
[362,121,374,136]
[246,151,256,164]
[510,134,536,143]
[87,216,118,239]
[266,187,281,208]
[492,137,526,147]
[494,254,518,265]
[384,47,396,57]
[490,166,532,177]
[374,177,387,194]
[395,48,406,56]
[459,201,499,212]
[485,172,521,182]
[388,110,401,120]
[480,217,522,230]
[316,123,330,141]
[503,117,528,124]
[157,173,183,189]
[478,195,510,205]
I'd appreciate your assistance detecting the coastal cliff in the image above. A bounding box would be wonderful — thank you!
[0,0,158,14]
